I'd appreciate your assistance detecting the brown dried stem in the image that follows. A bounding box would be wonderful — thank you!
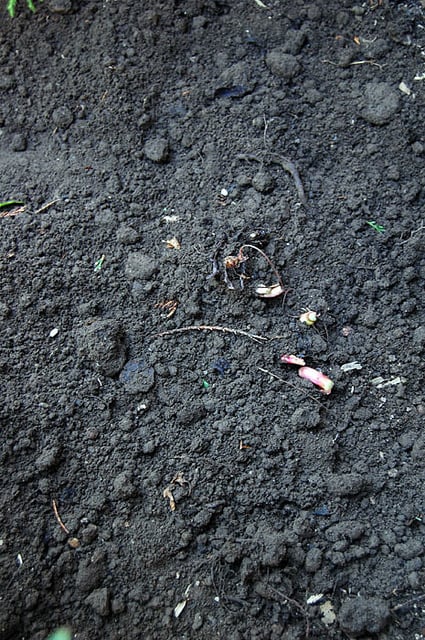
[153,325,268,343]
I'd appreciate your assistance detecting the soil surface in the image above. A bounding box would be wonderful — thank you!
[1,1,425,639]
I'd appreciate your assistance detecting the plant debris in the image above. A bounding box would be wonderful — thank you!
[154,299,178,318]
[299,310,318,326]
[298,366,334,395]
[162,236,181,250]
[163,472,190,512]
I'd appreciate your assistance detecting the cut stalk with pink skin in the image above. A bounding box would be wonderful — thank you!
[298,366,334,395]
[280,354,306,366]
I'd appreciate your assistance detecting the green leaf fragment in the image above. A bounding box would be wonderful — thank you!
[94,255,106,271]
[7,0,43,17]
[0,200,25,208]
[46,628,72,640]
[7,0,17,18]
[366,221,385,233]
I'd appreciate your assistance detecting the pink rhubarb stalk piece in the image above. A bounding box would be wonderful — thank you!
[280,354,306,366]
[298,366,334,395]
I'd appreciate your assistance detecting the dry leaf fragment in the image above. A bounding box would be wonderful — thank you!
[375,376,406,389]
[174,600,187,618]
[155,299,178,319]
[307,593,324,605]
[162,214,180,223]
[163,487,176,511]
[340,361,362,372]
[163,237,181,250]
[255,282,284,298]
[320,600,336,626]
[0,205,26,218]
[399,81,411,96]
[163,472,190,511]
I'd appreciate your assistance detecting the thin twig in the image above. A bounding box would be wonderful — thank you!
[322,58,383,70]
[153,325,269,343]
[0,205,26,219]
[400,223,425,244]
[258,367,327,408]
[237,152,307,206]
[268,153,307,206]
[391,594,425,613]
[52,499,70,534]
[267,585,311,637]
[239,243,284,290]
[35,200,59,214]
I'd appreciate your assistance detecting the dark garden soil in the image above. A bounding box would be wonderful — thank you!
[1,0,425,638]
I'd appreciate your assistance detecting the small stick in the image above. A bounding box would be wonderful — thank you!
[258,367,327,408]
[52,499,70,534]
[153,325,268,343]
[322,58,383,70]
[400,223,425,244]
[391,594,425,613]
[237,152,307,205]
[0,205,26,219]
[267,154,307,206]
[35,200,59,214]
[267,586,311,637]
[239,243,284,290]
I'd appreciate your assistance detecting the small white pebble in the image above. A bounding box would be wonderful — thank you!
[49,327,59,338]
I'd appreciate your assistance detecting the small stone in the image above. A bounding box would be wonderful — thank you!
[394,540,423,560]
[11,133,27,152]
[338,597,390,636]
[144,137,169,162]
[266,49,301,80]
[360,82,400,125]
[412,141,424,155]
[111,597,126,614]
[80,524,98,544]
[413,326,425,350]
[119,359,155,394]
[192,612,203,631]
[75,555,106,593]
[77,320,126,377]
[412,435,425,461]
[0,303,11,319]
[0,74,15,90]
[290,406,321,431]
[305,547,323,572]
[35,446,61,472]
[68,538,80,549]
[327,473,364,496]
[142,440,156,455]
[85,587,110,616]
[113,471,137,498]
[252,171,274,193]
[47,0,72,13]
[116,224,141,245]
[52,106,74,129]
[125,252,157,280]
[215,62,253,96]
[281,30,307,55]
